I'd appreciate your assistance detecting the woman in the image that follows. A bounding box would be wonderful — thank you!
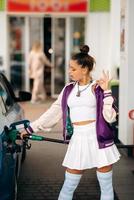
[29,41,52,103]
[22,45,120,200]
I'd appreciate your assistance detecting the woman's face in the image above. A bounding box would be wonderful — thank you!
[69,60,88,82]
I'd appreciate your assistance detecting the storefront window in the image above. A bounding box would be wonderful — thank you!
[53,18,65,94]
[9,17,25,91]
[29,17,43,50]
[70,18,85,55]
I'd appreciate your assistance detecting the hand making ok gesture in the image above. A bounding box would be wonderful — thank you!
[97,70,112,91]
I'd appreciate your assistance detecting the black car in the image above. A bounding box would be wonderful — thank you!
[0,72,31,200]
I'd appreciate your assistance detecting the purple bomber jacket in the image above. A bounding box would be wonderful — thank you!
[61,82,116,149]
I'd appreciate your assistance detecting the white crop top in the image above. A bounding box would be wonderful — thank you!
[67,82,96,123]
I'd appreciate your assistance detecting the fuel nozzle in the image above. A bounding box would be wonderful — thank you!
[4,125,18,143]
[8,120,33,149]
[24,134,45,141]
[5,119,67,148]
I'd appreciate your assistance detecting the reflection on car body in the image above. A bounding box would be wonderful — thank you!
[0,73,31,200]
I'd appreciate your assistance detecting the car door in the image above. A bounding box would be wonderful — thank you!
[0,75,24,200]
[0,88,17,200]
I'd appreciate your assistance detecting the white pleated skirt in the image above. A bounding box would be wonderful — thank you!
[62,122,121,170]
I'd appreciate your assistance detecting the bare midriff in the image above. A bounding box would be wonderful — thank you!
[72,120,96,126]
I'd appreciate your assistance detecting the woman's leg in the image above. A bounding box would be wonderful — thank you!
[96,165,114,200]
[31,79,39,102]
[58,168,84,200]
[38,80,46,101]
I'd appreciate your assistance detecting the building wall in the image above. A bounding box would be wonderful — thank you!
[86,12,111,79]
[110,0,120,78]
[86,0,120,80]
[119,0,134,144]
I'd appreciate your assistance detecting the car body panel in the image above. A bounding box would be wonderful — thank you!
[0,73,31,200]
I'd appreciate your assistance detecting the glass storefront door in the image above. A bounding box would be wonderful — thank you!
[70,17,85,55]
[52,17,66,96]
[28,17,66,97]
[8,16,85,96]
[29,17,43,51]
[8,17,25,91]
[51,17,85,97]
[8,16,44,93]
[29,17,44,91]
[29,17,52,96]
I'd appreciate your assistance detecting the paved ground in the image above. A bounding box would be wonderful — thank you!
[17,99,134,200]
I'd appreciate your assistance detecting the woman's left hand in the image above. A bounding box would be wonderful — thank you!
[97,70,112,91]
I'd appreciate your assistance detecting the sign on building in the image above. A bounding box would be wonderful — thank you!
[0,0,5,11]
[7,0,88,12]
[90,0,110,12]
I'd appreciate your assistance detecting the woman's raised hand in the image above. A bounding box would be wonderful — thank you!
[97,70,112,91]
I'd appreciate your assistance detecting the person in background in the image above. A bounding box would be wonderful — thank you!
[22,45,120,200]
[29,41,52,103]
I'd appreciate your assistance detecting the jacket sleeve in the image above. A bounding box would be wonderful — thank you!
[30,88,64,132]
[102,90,117,123]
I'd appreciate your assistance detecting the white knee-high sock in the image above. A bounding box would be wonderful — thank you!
[96,170,114,200]
[58,171,82,200]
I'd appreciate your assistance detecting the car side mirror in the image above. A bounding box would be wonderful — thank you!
[15,91,32,102]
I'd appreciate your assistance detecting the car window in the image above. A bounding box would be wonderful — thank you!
[0,82,14,112]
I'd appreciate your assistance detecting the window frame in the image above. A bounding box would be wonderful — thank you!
[0,73,15,115]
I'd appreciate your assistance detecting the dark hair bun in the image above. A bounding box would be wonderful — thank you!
[80,45,90,54]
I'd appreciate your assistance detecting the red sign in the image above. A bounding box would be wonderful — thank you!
[7,0,88,12]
